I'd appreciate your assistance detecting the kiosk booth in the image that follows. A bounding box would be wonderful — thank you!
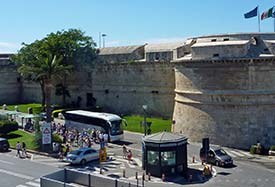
[142,132,188,178]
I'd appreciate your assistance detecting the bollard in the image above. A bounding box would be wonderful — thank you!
[162,173,165,182]
[210,164,213,173]
[123,169,126,178]
[189,174,193,182]
[100,166,103,174]
[192,156,195,163]
[148,173,151,181]
[142,173,145,187]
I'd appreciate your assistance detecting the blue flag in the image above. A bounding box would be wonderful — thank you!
[244,7,258,19]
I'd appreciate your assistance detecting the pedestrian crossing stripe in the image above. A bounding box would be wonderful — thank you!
[26,181,40,187]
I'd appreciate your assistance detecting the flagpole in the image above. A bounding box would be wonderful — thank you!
[274,6,275,32]
[258,6,261,32]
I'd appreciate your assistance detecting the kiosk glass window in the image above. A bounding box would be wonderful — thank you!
[147,151,159,165]
[161,151,176,166]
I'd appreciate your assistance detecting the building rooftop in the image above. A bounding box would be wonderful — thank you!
[145,41,185,53]
[143,131,187,144]
[99,45,144,55]
[192,40,249,48]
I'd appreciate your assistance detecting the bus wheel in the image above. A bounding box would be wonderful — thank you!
[80,159,86,165]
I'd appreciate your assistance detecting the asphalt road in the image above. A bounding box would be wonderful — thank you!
[0,151,60,187]
[1,131,274,187]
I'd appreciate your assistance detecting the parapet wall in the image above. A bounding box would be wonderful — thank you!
[172,58,275,149]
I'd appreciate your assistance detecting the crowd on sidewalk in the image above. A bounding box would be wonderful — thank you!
[51,122,109,159]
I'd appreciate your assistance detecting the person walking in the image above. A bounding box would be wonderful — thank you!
[122,145,127,159]
[127,149,132,163]
[22,142,27,158]
[16,141,21,158]
[103,133,108,147]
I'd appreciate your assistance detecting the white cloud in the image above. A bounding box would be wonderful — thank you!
[0,42,21,53]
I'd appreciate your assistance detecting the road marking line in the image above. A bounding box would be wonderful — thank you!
[26,181,40,187]
[229,150,244,157]
[0,169,34,180]
[35,178,40,182]
[16,185,28,187]
[132,158,142,167]
[0,159,14,165]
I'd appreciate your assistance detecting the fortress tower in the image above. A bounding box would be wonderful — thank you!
[172,33,275,149]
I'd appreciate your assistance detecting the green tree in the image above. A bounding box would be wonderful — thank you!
[12,29,97,122]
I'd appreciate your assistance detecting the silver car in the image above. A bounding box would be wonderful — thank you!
[66,148,99,165]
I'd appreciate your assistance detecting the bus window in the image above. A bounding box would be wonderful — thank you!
[110,120,123,135]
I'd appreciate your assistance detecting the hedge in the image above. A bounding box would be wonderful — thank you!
[0,120,19,135]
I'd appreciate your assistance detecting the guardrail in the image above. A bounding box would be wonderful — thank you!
[41,168,142,187]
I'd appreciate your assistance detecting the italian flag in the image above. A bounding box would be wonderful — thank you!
[261,7,273,20]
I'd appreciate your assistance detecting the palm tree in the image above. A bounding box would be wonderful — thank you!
[18,53,72,122]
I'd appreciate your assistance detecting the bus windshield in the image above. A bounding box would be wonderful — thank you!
[110,120,123,135]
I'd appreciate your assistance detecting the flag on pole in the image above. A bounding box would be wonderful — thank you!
[261,7,273,20]
[244,7,258,19]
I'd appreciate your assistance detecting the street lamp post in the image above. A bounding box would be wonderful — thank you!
[142,105,148,136]
[102,33,107,48]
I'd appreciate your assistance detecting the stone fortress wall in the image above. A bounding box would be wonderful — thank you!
[2,33,275,149]
[0,56,21,104]
[20,63,175,118]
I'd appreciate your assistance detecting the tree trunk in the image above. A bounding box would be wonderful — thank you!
[44,79,52,123]
[40,80,46,108]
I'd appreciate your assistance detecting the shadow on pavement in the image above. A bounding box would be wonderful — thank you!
[165,168,211,185]
[113,140,133,146]
[217,171,231,176]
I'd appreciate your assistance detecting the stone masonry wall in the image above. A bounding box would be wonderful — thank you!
[0,60,21,104]
[173,59,275,149]
[21,62,175,118]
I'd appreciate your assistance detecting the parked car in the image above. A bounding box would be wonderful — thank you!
[66,148,99,165]
[0,138,10,152]
[200,146,233,167]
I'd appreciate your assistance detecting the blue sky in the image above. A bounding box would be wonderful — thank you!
[1,0,275,52]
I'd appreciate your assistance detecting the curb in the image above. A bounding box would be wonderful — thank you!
[10,147,58,158]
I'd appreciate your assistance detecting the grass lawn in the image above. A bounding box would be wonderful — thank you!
[123,115,172,134]
[4,130,38,150]
[1,103,42,113]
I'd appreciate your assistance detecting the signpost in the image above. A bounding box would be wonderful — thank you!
[42,122,51,145]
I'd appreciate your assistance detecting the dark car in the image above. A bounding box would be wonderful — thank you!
[200,146,233,167]
[0,138,10,152]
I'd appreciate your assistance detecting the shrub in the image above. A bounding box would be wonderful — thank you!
[52,133,62,143]
[270,145,275,151]
[250,145,257,154]
[0,114,8,120]
[0,120,18,135]
[34,131,42,150]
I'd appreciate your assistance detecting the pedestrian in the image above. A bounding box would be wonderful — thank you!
[122,145,127,159]
[16,141,21,158]
[64,144,70,157]
[127,149,132,163]
[103,133,108,147]
[59,145,64,160]
[22,142,27,158]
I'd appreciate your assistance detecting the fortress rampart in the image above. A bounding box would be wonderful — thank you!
[2,33,275,149]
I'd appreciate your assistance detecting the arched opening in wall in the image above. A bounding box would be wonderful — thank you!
[86,93,96,107]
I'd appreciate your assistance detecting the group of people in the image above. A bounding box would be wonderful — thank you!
[15,141,28,158]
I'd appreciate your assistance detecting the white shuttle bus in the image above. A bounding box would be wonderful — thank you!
[63,110,124,142]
